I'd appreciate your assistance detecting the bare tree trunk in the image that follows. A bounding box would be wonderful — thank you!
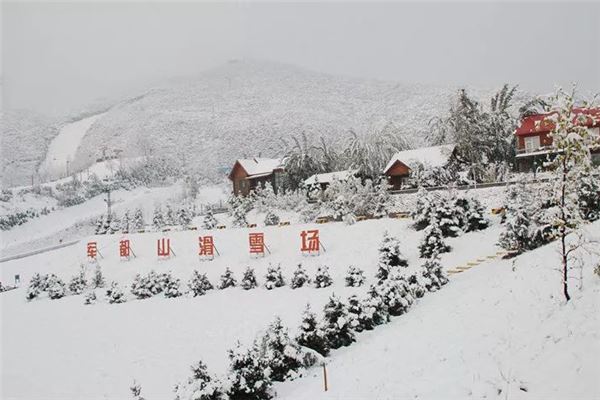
[561,158,571,302]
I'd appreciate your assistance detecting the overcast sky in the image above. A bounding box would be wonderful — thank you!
[2,1,599,116]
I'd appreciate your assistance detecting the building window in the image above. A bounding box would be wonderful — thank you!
[524,136,540,152]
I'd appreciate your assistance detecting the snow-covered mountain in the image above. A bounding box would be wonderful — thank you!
[64,61,494,183]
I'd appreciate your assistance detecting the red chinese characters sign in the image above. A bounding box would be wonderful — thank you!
[157,238,171,258]
[119,239,131,259]
[87,241,98,259]
[249,233,265,255]
[300,229,320,254]
[198,236,215,259]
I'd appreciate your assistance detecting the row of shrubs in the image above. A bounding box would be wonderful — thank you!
[147,233,449,400]
[25,263,369,304]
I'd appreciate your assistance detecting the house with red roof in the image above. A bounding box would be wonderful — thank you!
[514,108,600,172]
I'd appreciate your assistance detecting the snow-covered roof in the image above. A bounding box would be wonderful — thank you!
[304,169,358,185]
[384,144,456,173]
[235,158,284,177]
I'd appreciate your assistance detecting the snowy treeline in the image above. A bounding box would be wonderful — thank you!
[163,231,448,400]
[94,203,196,234]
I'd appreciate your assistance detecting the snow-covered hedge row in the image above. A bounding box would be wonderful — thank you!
[161,231,449,400]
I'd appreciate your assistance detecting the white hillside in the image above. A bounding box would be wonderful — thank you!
[38,112,107,180]
[2,212,598,400]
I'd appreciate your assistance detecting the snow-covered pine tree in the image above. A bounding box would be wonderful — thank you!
[372,178,392,218]
[226,341,273,400]
[421,255,448,292]
[106,281,126,304]
[177,206,192,228]
[411,187,436,230]
[46,274,66,299]
[241,267,258,290]
[131,271,162,299]
[130,380,146,400]
[369,270,414,316]
[258,317,303,382]
[321,295,355,349]
[264,209,280,226]
[173,360,225,400]
[498,182,535,254]
[120,210,131,233]
[456,197,489,232]
[404,266,428,298]
[577,169,600,221]
[163,274,182,298]
[92,265,106,288]
[108,212,121,234]
[152,206,165,231]
[419,216,451,258]
[202,208,218,230]
[188,271,214,296]
[290,264,310,288]
[296,304,329,356]
[132,207,145,231]
[313,265,333,288]
[218,268,237,289]
[436,200,463,237]
[346,294,366,333]
[264,264,285,290]
[26,273,48,300]
[360,293,390,329]
[344,266,365,287]
[95,215,108,234]
[84,290,97,305]
[228,195,250,228]
[68,266,88,295]
[164,204,176,227]
[375,232,408,282]
[542,88,599,301]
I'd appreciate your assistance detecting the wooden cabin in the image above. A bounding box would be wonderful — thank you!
[229,158,284,196]
[515,108,600,172]
[383,144,456,190]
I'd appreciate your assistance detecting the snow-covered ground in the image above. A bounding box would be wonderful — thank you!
[38,113,107,181]
[2,211,598,400]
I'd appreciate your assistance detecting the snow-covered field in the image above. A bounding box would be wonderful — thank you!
[2,211,598,400]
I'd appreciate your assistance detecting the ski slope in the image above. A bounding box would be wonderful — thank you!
[1,215,598,400]
[38,112,106,180]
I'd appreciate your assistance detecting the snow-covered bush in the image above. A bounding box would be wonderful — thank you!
[321,295,355,349]
[344,266,365,287]
[359,294,390,330]
[369,271,414,316]
[375,232,408,282]
[296,304,329,356]
[290,264,310,289]
[419,217,451,258]
[188,271,214,296]
[257,317,303,382]
[313,265,333,288]
[241,267,258,290]
[404,266,428,298]
[163,274,182,298]
[26,273,49,300]
[47,274,66,299]
[84,291,97,305]
[577,170,600,221]
[202,208,218,230]
[346,294,367,333]
[152,206,166,231]
[264,264,285,290]
[132,208,145,231]
[68,267,88,295]
[92,265,106,288]
[174,360,225,400]
[177,206,193,228]
[264,210,280,226]
[106,281,126,304]
[228,195,252,228]
[226,341,273,400]
[218,268,237,289]
[131,271,159,299]
[421,256,448,292]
